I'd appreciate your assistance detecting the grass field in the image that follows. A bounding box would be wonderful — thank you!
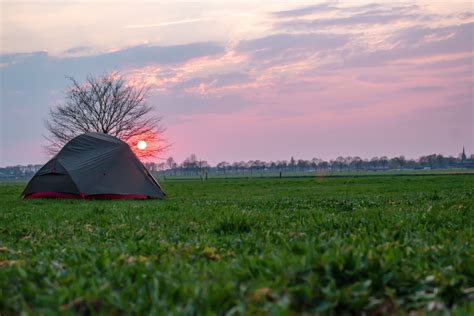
[1,175,473,315]
[153,168,474,181]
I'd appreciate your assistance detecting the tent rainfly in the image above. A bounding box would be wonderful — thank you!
[22,132,166,200]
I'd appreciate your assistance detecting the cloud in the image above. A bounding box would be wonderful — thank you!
[272,2,338,18]
[281,12,419,29]
[63,46,92,54]
[60,46,97,57]
[343,23,474,68]
[174,72,251,91]
[391,22,473,48]
[0,42,225,91]
[124,18,204,29]
[454,12,474,20]
[236,33,349,62]
[277,4,422,30]
[1,52,38,64]
[101,42,225,66]
[411,55,473,71]
[402,85,443,93]
[271,3,399,19]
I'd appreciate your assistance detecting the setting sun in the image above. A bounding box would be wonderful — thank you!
[137,140,147,150]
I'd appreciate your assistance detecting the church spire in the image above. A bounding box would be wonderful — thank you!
[461,146,467,162]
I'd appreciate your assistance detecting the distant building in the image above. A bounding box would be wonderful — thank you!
[461,146,467,163]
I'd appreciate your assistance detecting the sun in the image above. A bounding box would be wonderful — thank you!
[137,140,147,150]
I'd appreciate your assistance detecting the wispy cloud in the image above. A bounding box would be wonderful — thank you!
[272,2,338,18]
[124,18,203,29]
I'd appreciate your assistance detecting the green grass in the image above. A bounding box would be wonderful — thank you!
[154,168,474,181]
[1,175,473,315]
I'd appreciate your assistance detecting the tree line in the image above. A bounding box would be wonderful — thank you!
[1,152,472,180]
[144,152,474,177]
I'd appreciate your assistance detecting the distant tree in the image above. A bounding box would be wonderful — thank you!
[296,159,306,171]
[289,156,296,170]
[45,72,167,158]
[312,158,323,170]
[277,160,288,171]
[166,157,176,170]
[217,161,229,174]
[379,156,389,169]
[231,162,240,173]
[144,162,157,172]
[420,154,437,169]
[350,157,362,171]
[238,161,247,173]
[318,161,329,170]
[198,160,209,171]
[183,154,199,174]
[164,157,177,176]
[157,162,166,172]
[245,160,252,173]
[335,156,345,171]
[269,161,276,171]
[370,157,379,170]
[251,160,264,173]
[436,154,446,168]
[397,156,406,169]
[389,157,402,169]
[405,159,417,169]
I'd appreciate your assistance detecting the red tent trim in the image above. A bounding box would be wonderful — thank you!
[24,192,150,200]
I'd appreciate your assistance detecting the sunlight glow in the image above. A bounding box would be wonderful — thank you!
[137,140,147,150]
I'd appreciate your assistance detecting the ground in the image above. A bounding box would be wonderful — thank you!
[0,174,473,315]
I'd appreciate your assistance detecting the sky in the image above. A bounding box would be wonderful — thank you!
[0,0,473,166]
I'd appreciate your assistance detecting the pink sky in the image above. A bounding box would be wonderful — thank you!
[1,1,473,166]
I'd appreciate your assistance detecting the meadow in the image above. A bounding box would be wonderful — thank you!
[1,174,473,315]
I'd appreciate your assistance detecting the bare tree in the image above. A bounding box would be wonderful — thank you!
[166,157,176,170]
[45,72,167,158]
[217,161,229,174]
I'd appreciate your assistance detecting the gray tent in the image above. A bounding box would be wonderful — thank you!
[23,132,166,200]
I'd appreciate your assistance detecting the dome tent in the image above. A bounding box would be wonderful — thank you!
[23,132,165,200]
